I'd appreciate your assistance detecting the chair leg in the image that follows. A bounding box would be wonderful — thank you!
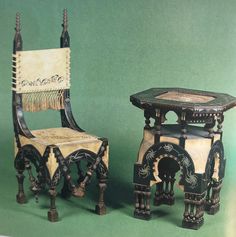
[182,192,205,230]
[205,180,222,215]
[16,170,26,204]
[48,188,58,222]
[95,177,107,215]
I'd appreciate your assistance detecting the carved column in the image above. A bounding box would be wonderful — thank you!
[154,173,176,206]
[134,185,151,220]
[204,116,216,138]
[182,192,205,230]
[154,109,162,143]
[154,182,164,206]
[217,114,224,134]
[180,112,187,147]
[205,180,222,214]
[144,110,151,129]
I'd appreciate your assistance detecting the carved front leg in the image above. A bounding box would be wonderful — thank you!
[48,188,58,222]
[95,178,107,215]
[15,152,26,204]
[16,170,26,204]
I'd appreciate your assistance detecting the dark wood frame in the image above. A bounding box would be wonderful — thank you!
[13,10,108,222]
[130,88,236,229]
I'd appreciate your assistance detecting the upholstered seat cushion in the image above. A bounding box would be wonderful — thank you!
[16,127,108,178]
[31,127,99,146]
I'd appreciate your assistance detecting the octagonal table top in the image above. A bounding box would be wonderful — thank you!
[130,88,236,114]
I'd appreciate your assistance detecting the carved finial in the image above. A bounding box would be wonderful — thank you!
[62,9,68,32]
[15,13,21,33]
[60,9,70,47]
[13,12,22,53]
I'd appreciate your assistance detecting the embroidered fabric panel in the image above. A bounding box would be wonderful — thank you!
[12,48,70,93]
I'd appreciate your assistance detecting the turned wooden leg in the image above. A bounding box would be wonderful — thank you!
[182,192,205,230]
[48,188,58,222]
[134,185,151,220]
[154,182,164,206]
[154,172,175,206]
[205,180,222,215]
[95,177,107,215]
[16,170,26,204]
[145,187,151,219]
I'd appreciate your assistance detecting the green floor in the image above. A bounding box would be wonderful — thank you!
[1,0,236,236]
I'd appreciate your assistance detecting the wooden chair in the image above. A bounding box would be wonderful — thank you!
[12,10,109,222]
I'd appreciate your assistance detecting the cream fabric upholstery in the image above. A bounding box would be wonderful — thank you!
[137,126,220,181]
[17,128,109,178]
[12,48,70,93]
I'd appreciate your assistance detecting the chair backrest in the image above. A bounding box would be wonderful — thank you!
[12,10,83,143]
[12,10,70,112]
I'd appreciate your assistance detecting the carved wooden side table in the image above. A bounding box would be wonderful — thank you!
[130,88,236,229]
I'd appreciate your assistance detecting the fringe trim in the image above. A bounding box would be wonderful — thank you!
[22,90,65,112]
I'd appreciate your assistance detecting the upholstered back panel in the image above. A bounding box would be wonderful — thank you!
[12,48,70,93]
[12,48,71,111]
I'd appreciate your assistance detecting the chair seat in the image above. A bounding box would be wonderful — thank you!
[32,127,100,146]
[17,127,108,178]
[13,10,109,221]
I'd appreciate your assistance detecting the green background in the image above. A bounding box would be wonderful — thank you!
[0,0,236,236]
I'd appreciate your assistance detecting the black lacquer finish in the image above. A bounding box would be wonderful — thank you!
[131,88,236,113]
[13,10,108,221]
[131,88,236,229]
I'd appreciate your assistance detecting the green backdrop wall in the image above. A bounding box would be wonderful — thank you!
[0,0,236,236]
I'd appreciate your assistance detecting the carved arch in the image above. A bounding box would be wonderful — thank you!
[134,142,200,191]
[15,144,42,170]
[14,144,48,190]
[205,140,225,182]
[66,149,108,177]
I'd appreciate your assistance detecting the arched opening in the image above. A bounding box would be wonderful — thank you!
[164,111,179,124]
[154,157,181,206]
[15,145,45,203]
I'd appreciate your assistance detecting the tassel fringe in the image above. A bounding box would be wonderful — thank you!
[22,90,65,112]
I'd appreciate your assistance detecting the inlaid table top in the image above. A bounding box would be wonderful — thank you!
[130,88,236,114]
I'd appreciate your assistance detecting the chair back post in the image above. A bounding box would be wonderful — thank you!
[60,9,70,48]
[60,9,84,132]
[13,13,22,53]
[12,13,33,147]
